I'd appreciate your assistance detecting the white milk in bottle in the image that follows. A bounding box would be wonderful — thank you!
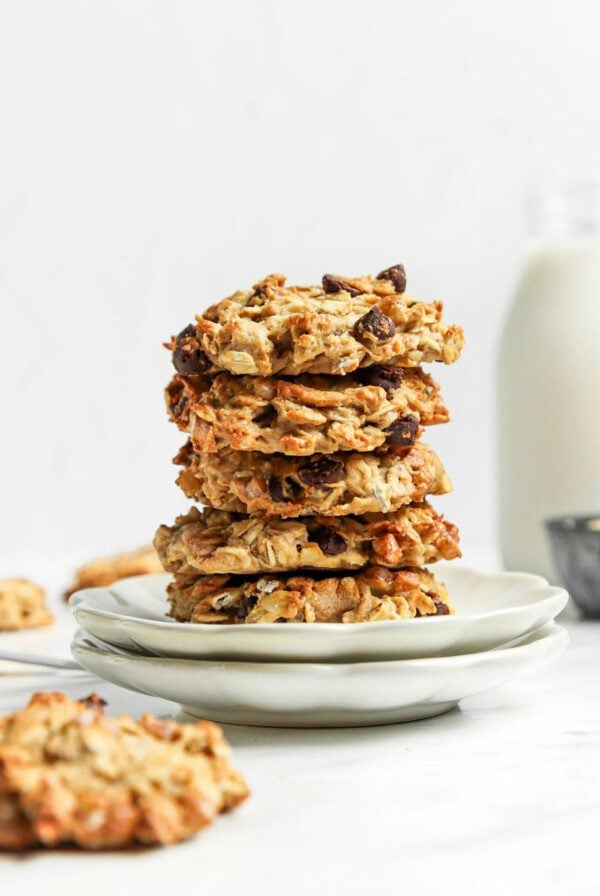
[498,183,600,580]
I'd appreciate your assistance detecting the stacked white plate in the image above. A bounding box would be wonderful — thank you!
[70,567,569,727]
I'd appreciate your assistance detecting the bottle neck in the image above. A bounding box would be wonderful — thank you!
[528,181,600,241]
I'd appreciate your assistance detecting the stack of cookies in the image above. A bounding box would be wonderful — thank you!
[155,265,464,625]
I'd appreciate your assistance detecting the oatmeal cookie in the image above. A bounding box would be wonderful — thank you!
[166,365,448,456]
[0,579,53,631]
[170,267,463,376]
[65,545,164,599]
[155,503,460,576]
[0,692,248,849]
[175,441,452,517]
[167,566,454,624]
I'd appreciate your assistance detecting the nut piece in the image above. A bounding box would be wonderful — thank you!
[376,263,407,293]
[353,306,396,344]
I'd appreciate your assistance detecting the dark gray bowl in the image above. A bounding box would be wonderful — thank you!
[545,514,600,619]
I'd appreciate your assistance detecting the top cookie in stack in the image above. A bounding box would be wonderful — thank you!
[155,265,464,625]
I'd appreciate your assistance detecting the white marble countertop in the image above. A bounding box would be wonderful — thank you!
[1,558,598,896]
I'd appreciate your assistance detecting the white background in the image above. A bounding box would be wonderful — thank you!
[2,0,600,566]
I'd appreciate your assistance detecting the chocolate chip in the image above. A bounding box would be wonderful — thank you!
[253,404,277,426]
[376,264,407,293]
[353,306,396,343]
[236,594,258,620]
[312,526,347,556]
[285,477,303,499]
[267,475,285,502]
[384,414,419,447]
[298,456,344,487]
[322,274,361,297]
[172,324,210,376]
[432,599,450,616]
[358,365,404,396]
[80,694,107,709]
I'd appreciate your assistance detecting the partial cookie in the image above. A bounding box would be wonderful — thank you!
[65,545,164,599]
[166,365,448,456]
[167,566,454,624]
[155,503,461,576]
[175,441,452,517]
[0,692,249,850]
[167,267,464,377]
[0,579,53,631]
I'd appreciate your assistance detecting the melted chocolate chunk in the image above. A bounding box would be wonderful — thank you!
[357,365,405,396]
[312,526,347,556]
[432,599,450,616]
[322,274,361,297]
[236,594,258,620]
[285,477,303,499]
[298,456,344,487]
[267,475,286,502]
[253,404,278,426]
[172,324,210,376]
[353,306,396,343]
[384,414,419,447]
[376,263,407,293]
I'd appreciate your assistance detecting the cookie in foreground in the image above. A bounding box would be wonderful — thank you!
[0,692,248,849]
[175,441,452,517]
[65,545,164,599]
[155,503,461,576]
[0,579,53,631]
[177,267,463,376]
[166,365,448,456]
[167,566,454,624]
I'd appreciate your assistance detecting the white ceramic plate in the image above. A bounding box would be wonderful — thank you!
[71,623,568,727]
[70,568,568,662]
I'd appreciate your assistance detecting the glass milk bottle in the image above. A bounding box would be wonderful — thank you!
[498,183,600,581]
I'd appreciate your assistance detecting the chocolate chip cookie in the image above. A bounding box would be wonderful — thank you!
[155,503,461,576]
[165,365,448,455]
[65,545,164,599]
[174,441,452,517]
[167,565,454,624]
[0,692,248,849]
[0,579,53,631]
[167,266,464,377]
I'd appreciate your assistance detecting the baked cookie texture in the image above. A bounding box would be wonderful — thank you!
[165,365,448,456]
[65,545,164,599]
[175,441,452,517]
[167,566,454,624]
[0,692,248,850]
[178,270,463,377]
[159,262,462,626]
[155,503,461,576]
[0,579,53,631]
